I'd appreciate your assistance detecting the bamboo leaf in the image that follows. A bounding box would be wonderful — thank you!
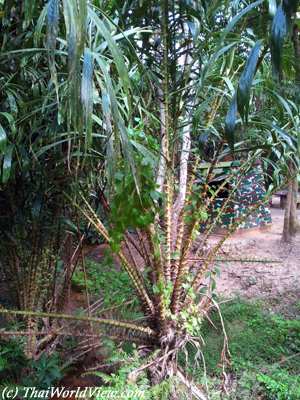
[237,41,262,122]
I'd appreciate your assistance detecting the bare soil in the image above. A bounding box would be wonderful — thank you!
[213,201,300,316]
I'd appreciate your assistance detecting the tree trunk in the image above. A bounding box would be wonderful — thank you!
[282,24,300,242]
[282,176,299,242]
[290,177,299,235]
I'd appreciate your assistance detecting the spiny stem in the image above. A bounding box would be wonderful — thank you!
[171,159,199,284]
[187,257,281,263]
[161,0,172,282]
[66,192,155,316]
[0,308,156,338]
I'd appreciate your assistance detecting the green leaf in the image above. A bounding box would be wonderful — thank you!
[34,4,47,46]
[201,43,237,86]
[89,8,131,97]
[47,0,59,50]
[272,124,296,150]
[1,145,13,184]
[225,94,237,150]
[268,0,277,16]
[81,47,94,147]
[24,0,37,25]
[130,140,157,168]
[223,0,264,36]
[0,124,7,154]
[237,41,262,122]
[272,91,296,125]
[46,0,59,96]
[62,0,87,125]
[271,5,288,78]
[95,55,139,192]
[0,112,16,134]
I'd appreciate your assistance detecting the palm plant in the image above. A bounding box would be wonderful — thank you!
[1,0,299,397]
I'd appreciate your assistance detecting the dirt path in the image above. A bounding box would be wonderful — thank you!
[213,205,300,316]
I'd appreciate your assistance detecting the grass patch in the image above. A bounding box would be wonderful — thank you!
[193,299,300,399]
[72,257,142,320]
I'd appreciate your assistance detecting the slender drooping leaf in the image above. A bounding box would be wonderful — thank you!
[62,0,87,127]
[272,124,297,150]
[271,5,288,78]
[223,0,264,36]
[34,4,47,46]
[1,145,13,184]
[98,80,115,189]
[24,0,37,25]
[272,91,296,125]
[268,0,277,16]
[95,54,139,192]
[237,41,262,122]
[201,43,237,86]
[130,140,157,168]
[81,48,94,147]
[225,94,237,150]
[47,0,59,50]
[46,0,59,97]
[0,124,7,154]
[89,9,131,97]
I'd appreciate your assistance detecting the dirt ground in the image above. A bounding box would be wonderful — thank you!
[213,199,300,316]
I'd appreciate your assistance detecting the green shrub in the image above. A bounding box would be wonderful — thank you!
[257,369,300,400]
[22,353,62,389]
[0,338,62,390]
[0,338,27,382]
